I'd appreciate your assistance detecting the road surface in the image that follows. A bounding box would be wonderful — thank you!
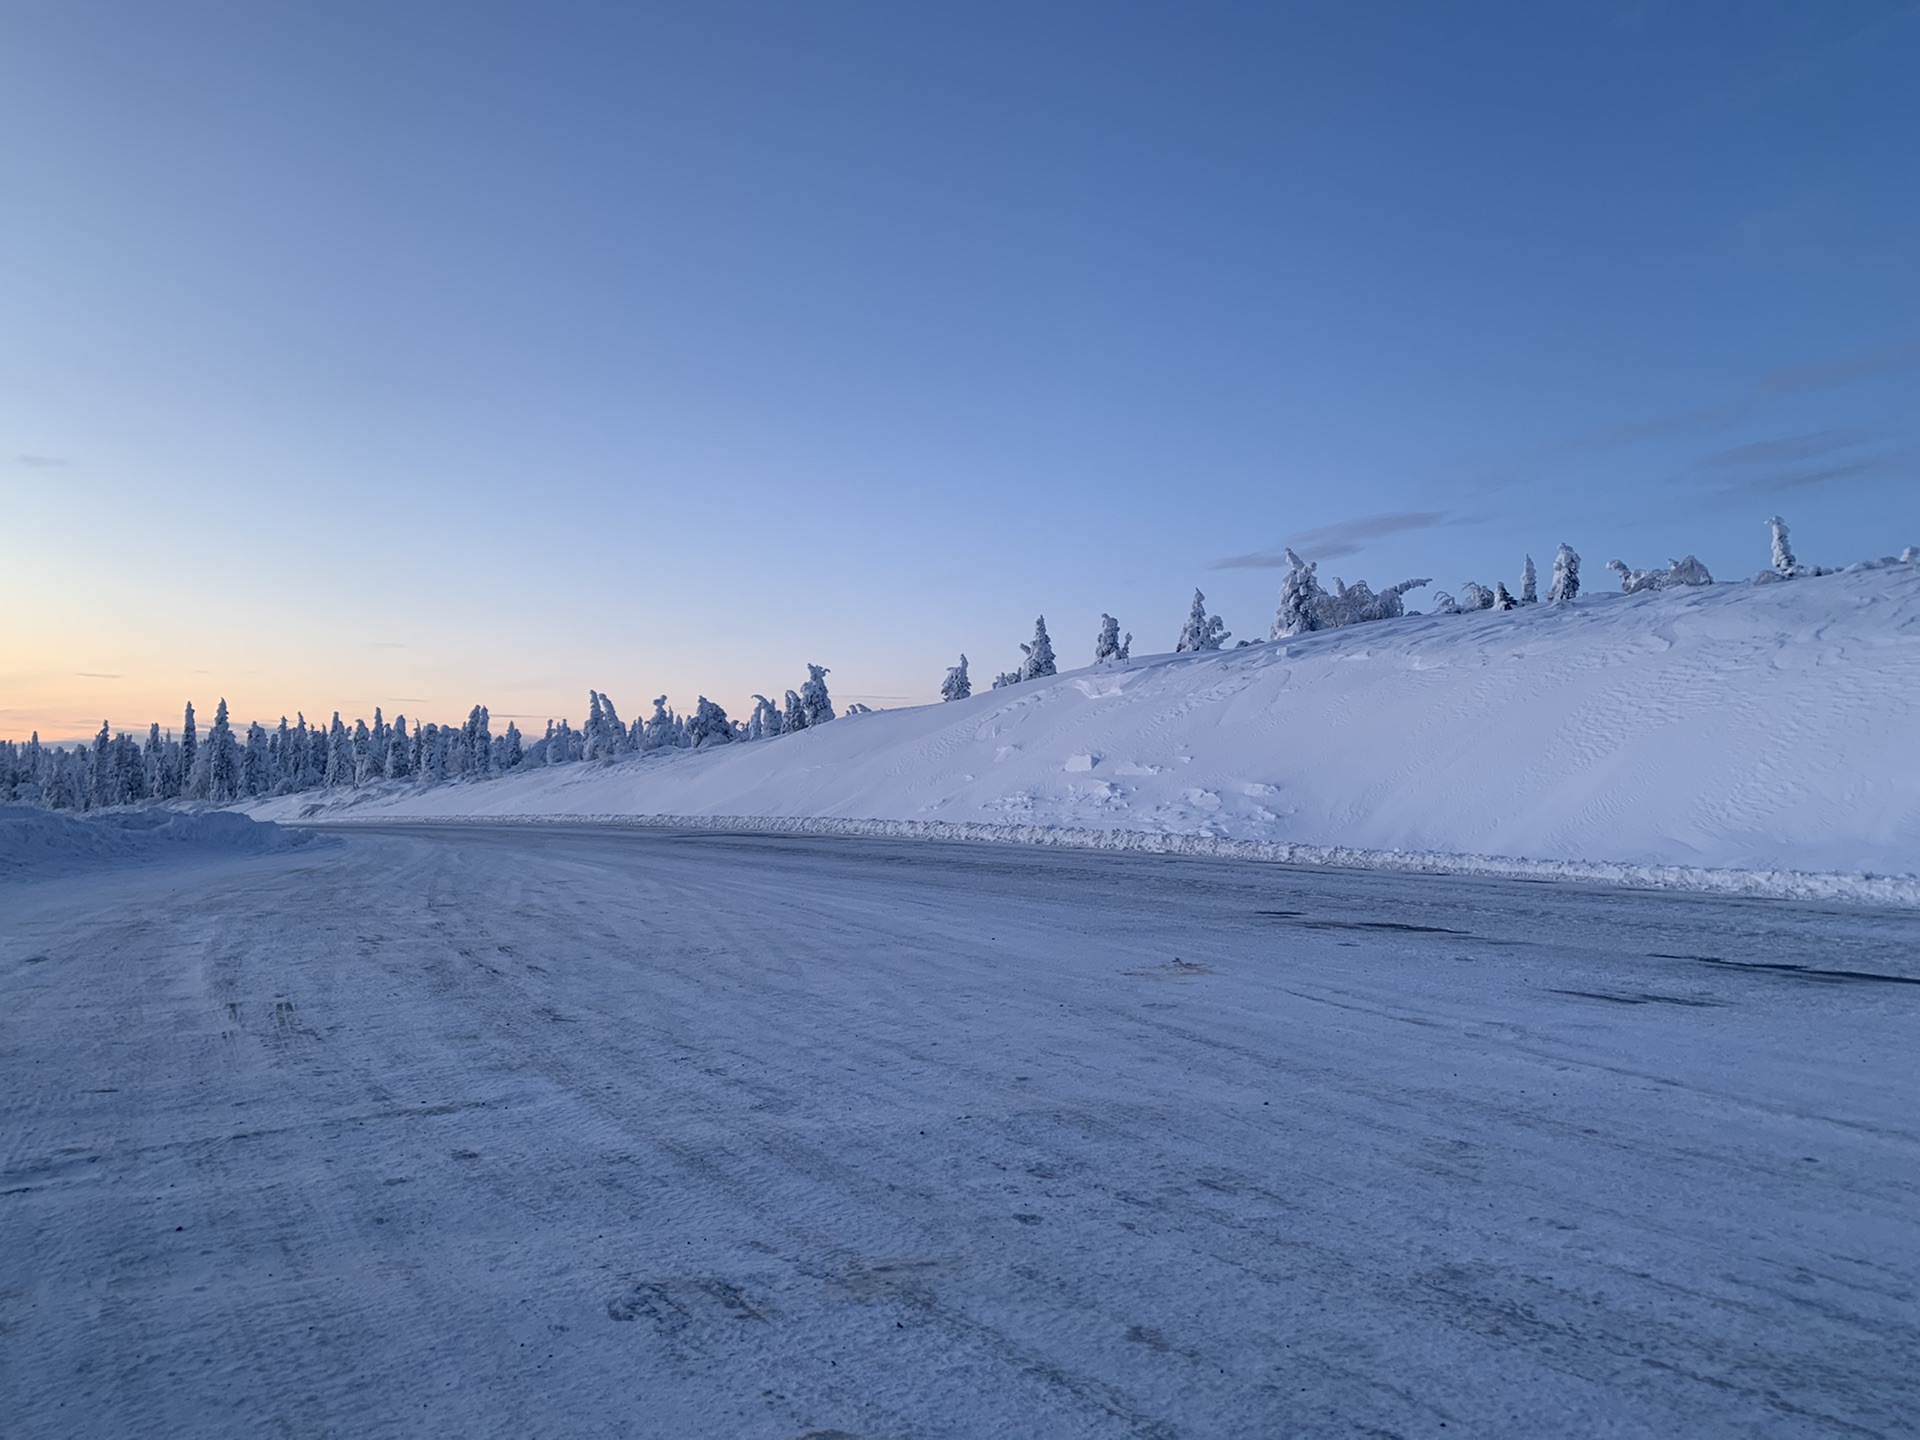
[3,825,1916,1437]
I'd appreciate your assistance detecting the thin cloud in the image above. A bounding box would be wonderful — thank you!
[1570,345,1920,455]
[15,453,69,468]
[74,672,122,680]
[1213,510,1450,568]
[1700,428,1870,470]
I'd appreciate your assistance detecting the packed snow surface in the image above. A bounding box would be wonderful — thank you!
[249,567,1920,884]
[0,804,311,878]
[3,826,1915,1436]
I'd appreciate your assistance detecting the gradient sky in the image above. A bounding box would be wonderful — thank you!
[4,1,1918,743]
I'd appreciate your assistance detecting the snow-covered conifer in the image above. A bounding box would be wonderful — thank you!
[1272,549,1328,637]
[466,706,494,777]
[647,695,683,747]
[1458,581,1495,611]
[1094,615,1131,663]
[1767,515,1798,578]
[748,695,783,738]
[180,702,198,788]
[1519,555,1538,605]
[583,691,608,761]
[1018,619,1057,680]
[600,694,627,754]
[324,713,352,788]
[243,722,271,796]
[991,669,1022,689]
[201,699,241,802]
[801,664,835,725]
[1174,590,1229,652]
[689,696,732,746]
[1548,543,1581,604]
[941,654,971,701]
[1494,581,1516,610]
[782,690,807,732]
[387,717,412,779]
[89,722,111,809]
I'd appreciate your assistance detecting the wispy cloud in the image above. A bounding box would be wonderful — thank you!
[1688,425,1916,495]
[74,672,122,680]
[1698,428,1869,470]
[1213,510,1451,568]
[1568,345,1920,456]
[15,453,69,468]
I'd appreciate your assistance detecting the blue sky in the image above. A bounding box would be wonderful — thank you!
[4,1,1917,739]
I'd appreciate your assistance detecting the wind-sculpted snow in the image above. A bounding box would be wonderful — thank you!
[0,804,313,879]
[248,565,1920,884]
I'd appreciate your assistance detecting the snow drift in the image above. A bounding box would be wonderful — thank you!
[248,566,1920,886]
[0,807,314,880]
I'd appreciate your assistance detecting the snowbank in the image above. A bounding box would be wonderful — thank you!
[0,806,314,880]
[249,565,1920,889]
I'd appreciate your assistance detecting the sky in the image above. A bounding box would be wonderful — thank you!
[4,0,1917,743]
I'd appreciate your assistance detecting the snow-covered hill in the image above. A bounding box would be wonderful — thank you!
[248,565,1920,883]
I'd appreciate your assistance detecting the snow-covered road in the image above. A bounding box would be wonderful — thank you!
[4,828,1916,1438]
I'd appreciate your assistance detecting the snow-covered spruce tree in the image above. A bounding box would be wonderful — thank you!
[583,691,608,761]
[1272,549,1327,637]
[1548,543,1581,604]
[1018,618,1057,681]
[1174,589,1230,652]
[1094,614,1131,663]
[941,654,972,702]
[180,702,198,789]
[89,723,111,809]
[991,669,1022,689]
[782,690,807,732]
[201,699,241,803]
[324,713,353,788]
[747,695,782,739]
[1494,581,1516,610]
[495,722,523,772]
[243,722,271,796]
[1519,554,1538,605]
[115,733,148,804]
[1767,515,1799,578]
[1457,581,1495,611]
[801,664,835,725]
[689,696,732,746]
[387,717,412,780]
[465,705,494,778]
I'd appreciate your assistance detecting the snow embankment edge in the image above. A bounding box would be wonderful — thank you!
[286,812,1920,907]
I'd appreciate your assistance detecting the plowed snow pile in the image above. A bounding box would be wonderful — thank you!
[0,807,312,879]
[251,566,1920,882]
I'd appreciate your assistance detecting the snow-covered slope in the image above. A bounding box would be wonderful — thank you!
[249,566,1920,880]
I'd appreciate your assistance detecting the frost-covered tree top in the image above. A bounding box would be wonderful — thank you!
[1094,614,1131,663]
[1018,618,1057,681]
[941,654,971,702]
[1519,554,1538,605]
[1174,589,1229,653]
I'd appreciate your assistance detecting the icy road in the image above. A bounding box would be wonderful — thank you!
[3,826,1916,1439]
